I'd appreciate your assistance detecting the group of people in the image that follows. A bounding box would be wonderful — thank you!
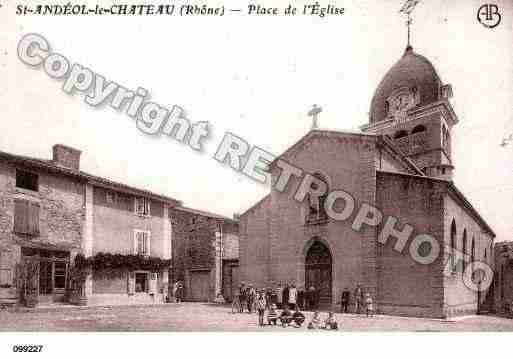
[232,282,376,328]
[252,289,338,329]
[234,282,320,314]
[339,284,374,317]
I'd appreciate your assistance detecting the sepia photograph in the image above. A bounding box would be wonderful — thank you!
[1,0,513,357]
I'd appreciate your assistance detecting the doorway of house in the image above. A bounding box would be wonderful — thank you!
[305,240,332,310]
[21,247,69,304]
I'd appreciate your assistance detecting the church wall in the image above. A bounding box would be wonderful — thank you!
[376,172,445,318]
[267,133,378,305]
[239,195,271,289]
[443,194,494,317]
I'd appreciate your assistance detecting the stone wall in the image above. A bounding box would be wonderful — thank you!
[0,160,85,301]
[170,208,238,301]
[376,171,445,318]
[443,193,494,317]
[240,132,379,305]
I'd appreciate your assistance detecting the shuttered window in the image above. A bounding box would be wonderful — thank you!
[135,197,151,216]
[134,230,150,256]
[14,199,40,235]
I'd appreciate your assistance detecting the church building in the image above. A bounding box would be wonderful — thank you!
[238,44,495,318]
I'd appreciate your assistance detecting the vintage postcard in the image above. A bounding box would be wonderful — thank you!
[0,0,512,356]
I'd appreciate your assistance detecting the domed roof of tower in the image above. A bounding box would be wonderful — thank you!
[369,46,442,124]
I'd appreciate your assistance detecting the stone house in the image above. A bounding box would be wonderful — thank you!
[0,144,238,307]
[170,206,239,302]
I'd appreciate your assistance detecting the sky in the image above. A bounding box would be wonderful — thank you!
[1,0,513,241]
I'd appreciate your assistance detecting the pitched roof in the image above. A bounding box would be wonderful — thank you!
[267,128,423,176]
[175,205,237,223]
[240,194,271,217]
[0,149,181,206]
[267,128,376,169]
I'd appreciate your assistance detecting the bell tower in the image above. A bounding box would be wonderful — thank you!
[362,46,458,180]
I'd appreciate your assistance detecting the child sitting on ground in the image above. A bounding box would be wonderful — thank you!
[365,292,374,317]
[323,312,338,330]
[279,305,293,327]
[307,311,321,329]
[267,304,278,325]
[292,307,306,328]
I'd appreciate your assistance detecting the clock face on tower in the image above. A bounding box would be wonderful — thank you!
[386,87,420,122]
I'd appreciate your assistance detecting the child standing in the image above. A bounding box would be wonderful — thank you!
[247,284,256,313]
[365,292,374,317]
[256,290,267,326]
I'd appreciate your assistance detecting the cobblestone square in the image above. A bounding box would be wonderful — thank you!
[1,303,513,331]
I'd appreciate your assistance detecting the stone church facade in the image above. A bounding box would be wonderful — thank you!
[239,46,495,318]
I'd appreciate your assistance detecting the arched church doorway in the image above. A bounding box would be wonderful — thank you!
[305,240,332,309]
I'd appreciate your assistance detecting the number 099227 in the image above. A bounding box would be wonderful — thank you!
[12,345,43,353]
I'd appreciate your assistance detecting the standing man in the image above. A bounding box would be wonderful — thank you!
[282,282,290,310]
[341,287,350,313]
[276,282,283,309]
[297,286,305,310]
[270,282,278,306]
[174,280,183,303]
[354,284,363,314]
[247,284,256,313]
[308,286,317,311]
[239,282,247,313]
[289,283,298,311]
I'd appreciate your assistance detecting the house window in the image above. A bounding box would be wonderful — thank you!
[106,191,116,204]
[134,230,150,256]
[14,199,40,235]
[135,272,148,293]
[135,197,151,216]
[16,170,39,192]
[0,252,12,288]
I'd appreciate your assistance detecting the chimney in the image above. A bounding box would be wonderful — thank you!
[52,144,81,171]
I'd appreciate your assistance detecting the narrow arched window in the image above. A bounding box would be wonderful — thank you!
[394,130,408,139]
[411,125,427,134]
[307,173,329,223]
[450,219,457,272]
[471,237,475,279]
[462,229,468,273]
